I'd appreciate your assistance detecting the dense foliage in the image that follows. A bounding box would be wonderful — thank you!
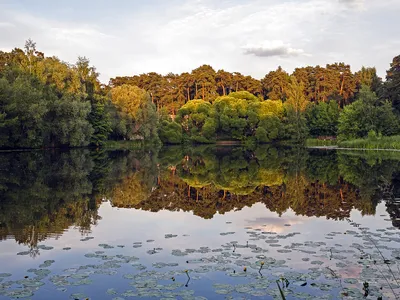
[0,40,157,149]
[338,85,399,139]
[1,40,400,148]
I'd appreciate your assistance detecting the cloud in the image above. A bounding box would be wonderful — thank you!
[338,0,364,4]
[338,0,365,10]
[0,22,14,28]
[0,0,399,81]
[243,40,305,58]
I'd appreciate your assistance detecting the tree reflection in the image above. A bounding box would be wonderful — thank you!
[131,146,398,223]
[1,146,400,252]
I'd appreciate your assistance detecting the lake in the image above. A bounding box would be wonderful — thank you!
[0,145,399,299]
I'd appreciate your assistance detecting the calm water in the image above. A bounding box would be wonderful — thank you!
[0,146,400,300]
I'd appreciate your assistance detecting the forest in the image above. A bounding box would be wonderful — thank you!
[1,40,400,149]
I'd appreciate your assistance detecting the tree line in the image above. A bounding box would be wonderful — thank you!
[1,40,400,148]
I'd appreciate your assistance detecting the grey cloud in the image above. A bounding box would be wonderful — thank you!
[338,0,365,8]
[338,0,363,3]
[243,41,305,58]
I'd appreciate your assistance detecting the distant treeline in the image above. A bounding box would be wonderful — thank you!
[1,40,400,148]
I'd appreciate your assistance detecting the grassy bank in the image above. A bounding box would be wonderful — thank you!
[338,135,400,150]
[306,138,337,147]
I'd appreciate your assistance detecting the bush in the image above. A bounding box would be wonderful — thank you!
[158,120,183,144]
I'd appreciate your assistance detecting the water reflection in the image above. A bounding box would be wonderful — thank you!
[0,146,400,251]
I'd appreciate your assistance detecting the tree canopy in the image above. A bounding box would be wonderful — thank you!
[1,40,400,148]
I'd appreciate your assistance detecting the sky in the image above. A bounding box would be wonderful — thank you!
[0,0,399,83]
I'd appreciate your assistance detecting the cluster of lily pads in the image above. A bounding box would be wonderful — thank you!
[1,217,399,299]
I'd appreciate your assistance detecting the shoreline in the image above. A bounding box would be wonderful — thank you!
[308,145,400,152]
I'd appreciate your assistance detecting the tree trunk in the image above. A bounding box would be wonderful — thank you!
[187,87,190,102]
[340,76,344,96]
[202,83,205,100]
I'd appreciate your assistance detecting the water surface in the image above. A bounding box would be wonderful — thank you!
[0,146,399,299]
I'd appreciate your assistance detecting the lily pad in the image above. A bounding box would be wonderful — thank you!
[5,288,34,298]
[70,292,88,299]
[165,234,178,239]
[39,260,55,268]
[37,245,54,250]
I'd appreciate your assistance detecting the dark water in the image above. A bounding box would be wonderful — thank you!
[0,146,400,299]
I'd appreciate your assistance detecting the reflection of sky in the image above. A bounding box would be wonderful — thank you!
[0,201,397,298]
[0,202,394,265]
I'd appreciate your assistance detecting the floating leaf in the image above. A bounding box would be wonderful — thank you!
[69,292,88,299]
[37,245,54,250]
[107,288,118,295]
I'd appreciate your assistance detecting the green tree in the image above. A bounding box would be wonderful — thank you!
[384,55,400,113]
[338,85,399,139]
[216,70,232,96]
[175,100,216,143]
[45,93,94,147]
[354,66,382,94]
[306,101,339,137]
[261,66,290,100]
[0,76,48,148]
[111,84,158,141]
[191,65,217,102]
[256,115,282,143]
[158,119,183,144]
[283,76,309,143]
[88,98,112,146]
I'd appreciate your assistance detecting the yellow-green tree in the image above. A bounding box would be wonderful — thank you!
[283,76,309,142]
[111,84,158,140]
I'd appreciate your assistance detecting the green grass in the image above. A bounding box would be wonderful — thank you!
[338,135,400,150]
[306,138,337,147]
